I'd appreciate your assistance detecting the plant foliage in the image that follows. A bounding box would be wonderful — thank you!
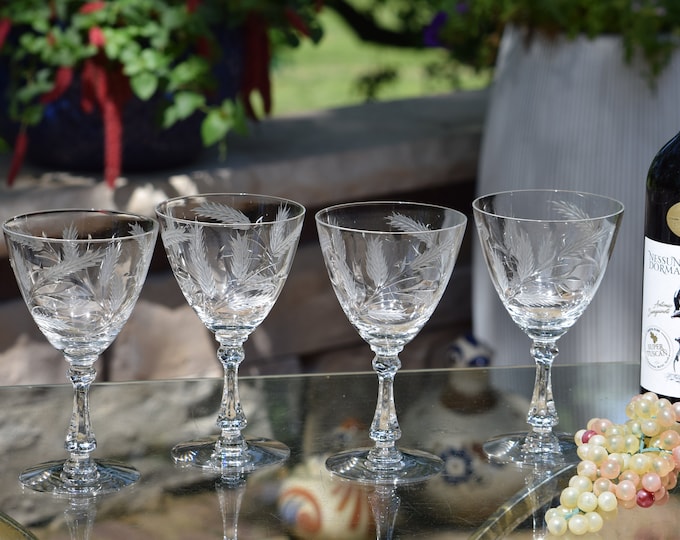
[425,0,680,80]
[0,0,322,186]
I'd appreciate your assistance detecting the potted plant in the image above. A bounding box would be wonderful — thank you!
[424,0,680,371]
[0,0,323,187]
[425,0,680,82]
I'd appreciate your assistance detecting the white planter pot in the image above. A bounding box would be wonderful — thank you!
[474,26,680,366]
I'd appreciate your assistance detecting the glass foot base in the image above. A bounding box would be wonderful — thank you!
[171,436,290,473]
[325,447,443,485]
[483,431,578,467]
[19,459,140,496]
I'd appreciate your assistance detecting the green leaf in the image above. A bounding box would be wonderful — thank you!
[173,92,206,120]
[162,105,179,129]
[139,47,165,72]
[161,6,188,30]
[21,104,45,126]
[162,92,206,129]
[230,100,249,136]
[201,109,232,147]
[168,57,210,91]
[130,72,158,101]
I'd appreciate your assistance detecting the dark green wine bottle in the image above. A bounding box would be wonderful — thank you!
[641,130,680,401]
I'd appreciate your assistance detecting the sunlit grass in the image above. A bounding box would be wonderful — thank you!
[269,8,490,116]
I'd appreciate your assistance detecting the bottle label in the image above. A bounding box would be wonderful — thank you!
[667,203,680,237]
[641,237,680,397]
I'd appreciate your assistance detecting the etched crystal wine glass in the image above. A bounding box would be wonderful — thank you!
[2,210,158,495]
[316,201,467,484]
[156,193,304,472]
[473,190,623,466]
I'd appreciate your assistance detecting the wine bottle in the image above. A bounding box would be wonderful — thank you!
[641,130,680,400]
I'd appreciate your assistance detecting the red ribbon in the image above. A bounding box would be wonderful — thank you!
[81,56,131,188]
[40,66,74,104]
[79,1,106,14]
[0,18,11,50]
[240,13,271,118]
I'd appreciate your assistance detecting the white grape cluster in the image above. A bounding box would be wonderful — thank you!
[546,392,680,536]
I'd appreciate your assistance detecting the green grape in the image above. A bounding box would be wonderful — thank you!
[607,434,626,453]
[547,514,568,536]
[560,486,580,508]
[569,474,593,493]
[576,460,598,480]
[592,477,612,496]
[547,391,680,536]
[641,419,661,437]
[588,445,609,465]
[567,514,589,535]
[597,491,617,512]
[585,511,604,533]
[577,491,598,512]
[629,453,651,475]
[657,407,675,428]
[660,429,680,450]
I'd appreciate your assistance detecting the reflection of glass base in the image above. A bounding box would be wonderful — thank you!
[19,459,140,496]
[326,447,443,486]
[171,436,290,472]
[483,431,578,467]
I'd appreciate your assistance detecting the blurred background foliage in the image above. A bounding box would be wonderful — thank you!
[271,0,491,116]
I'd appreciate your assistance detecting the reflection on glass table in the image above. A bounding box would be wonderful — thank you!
[0,362,676,539]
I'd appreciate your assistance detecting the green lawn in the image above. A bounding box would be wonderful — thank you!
[269,8,490,116]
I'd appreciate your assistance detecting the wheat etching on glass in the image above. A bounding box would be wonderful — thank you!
[3,210,158,496]
[488,202,615,334]
[317,202,467,485]
[157,194,304,473]
[473,190,623,467]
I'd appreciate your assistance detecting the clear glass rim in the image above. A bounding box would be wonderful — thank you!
[472,189,625,222]
[155,192,306,226]
[1,208,158,243]
[314,200,467,234]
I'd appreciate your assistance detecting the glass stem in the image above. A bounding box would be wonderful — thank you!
[367,354,403,471]
[522,340,562,463]
[216,473,246,540]
[369,486,400,540]
[63,360,99,488]
[214,342,248,467]
[527,341,559,431]
[64,497,97,540]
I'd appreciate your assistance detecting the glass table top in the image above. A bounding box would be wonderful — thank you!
[0,362,672,539]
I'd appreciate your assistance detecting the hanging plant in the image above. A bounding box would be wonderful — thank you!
[0,0,323,187]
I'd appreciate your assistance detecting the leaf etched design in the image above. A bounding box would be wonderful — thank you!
[387,213,433,246]
[99,241,121,299]
[161,222,188,248]
[195,202,251,228]
[187,224,218,298]
[512,226,536,283]
[320,221,358,301]
[366,237,389,287]
[40,249,104,285]
[270,206,299,258]
[410,232,457,271]
[229,233,252,280]
[483,200,618,309]
[62,223,80,260]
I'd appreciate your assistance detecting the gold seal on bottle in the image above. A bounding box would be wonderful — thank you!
[666,203,680,237]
